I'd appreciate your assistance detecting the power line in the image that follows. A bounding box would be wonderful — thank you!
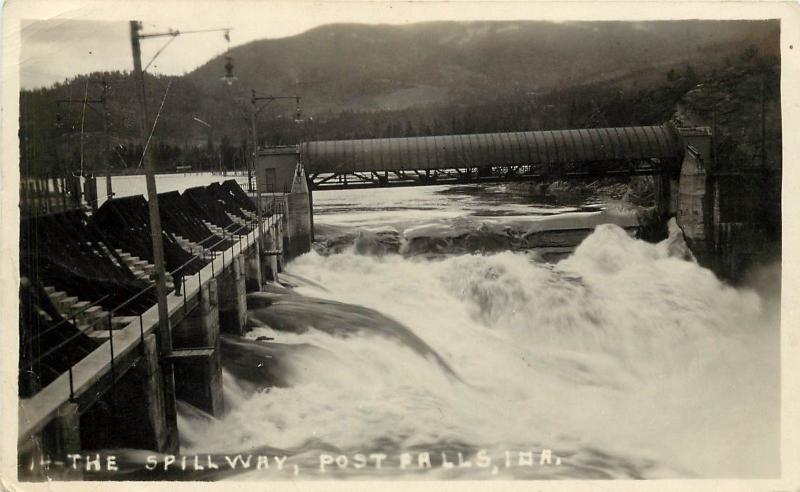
[137,80,173,170]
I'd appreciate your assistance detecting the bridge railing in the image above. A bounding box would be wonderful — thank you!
[24,212,271,405]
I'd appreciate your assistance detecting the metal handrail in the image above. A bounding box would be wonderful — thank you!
[28,294,111,342]
[32,309,111,364]
[30,208,276,402]
[111,221,252,313]
[25,179,275,394]
[109,281,157,315]
[168,220,252,276]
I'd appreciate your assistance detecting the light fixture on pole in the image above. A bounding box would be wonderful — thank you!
[221,30,237,85]
[293,97,304,124]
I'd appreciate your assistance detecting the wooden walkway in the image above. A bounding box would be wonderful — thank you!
[18,226,262,444]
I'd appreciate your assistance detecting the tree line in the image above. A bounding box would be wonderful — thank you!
[19,46,779,177]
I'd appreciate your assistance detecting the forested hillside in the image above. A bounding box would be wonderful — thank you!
[19,20,779,175]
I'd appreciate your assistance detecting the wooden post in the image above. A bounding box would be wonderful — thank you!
[39,178,47,213]
[130,20,178,450]
[50,403,82,479]
[84,174,97,212]
[42,177,49,213]
[29,178,35,214]
[31,178,38,213]
[48,176,54,212]
[102,79,112,203]
[256,180,264,250]
[760,73,767,170]
[20,178,28,216]
[306,173,314,241]
[68,174,81,208]
[105,173,113,202]
[249,91,258,192]
[130,20,170,354]
[60,175,68,210]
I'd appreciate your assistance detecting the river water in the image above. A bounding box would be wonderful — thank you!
[160,183,778,480]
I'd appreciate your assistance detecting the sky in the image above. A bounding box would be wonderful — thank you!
[9,0,789,90]
[14,1,584,90]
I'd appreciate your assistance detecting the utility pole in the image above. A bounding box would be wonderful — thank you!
[129,19,231,357]
[130,21,172,364]
[249,92,258,192]
[101,80,113,201]
[56,80,109,208]
[130,22,178,452]
[760,73,767,170]
[128,19,231,451]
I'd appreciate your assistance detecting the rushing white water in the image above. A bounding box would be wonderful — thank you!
[176,184,779,480]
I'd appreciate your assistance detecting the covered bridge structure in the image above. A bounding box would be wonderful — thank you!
[294,123,684,190]
[252,122,776,283]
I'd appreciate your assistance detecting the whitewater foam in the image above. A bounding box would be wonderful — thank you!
[178,222,779,479]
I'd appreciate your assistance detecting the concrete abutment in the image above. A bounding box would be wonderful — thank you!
[79,333,179,454]
[669,126,777,282]
[218,255,248,335]
[285,168,312,261]
[245,242,263,293]
[172,278,224,417]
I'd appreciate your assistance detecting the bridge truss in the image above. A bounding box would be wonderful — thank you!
[308,160,670,190]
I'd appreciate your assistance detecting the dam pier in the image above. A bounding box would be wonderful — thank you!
[18,120,777,479]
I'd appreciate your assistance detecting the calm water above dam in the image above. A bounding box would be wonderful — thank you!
[93,172,249,206]
[135,182,778,480]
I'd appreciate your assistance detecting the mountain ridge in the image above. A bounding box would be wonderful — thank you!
[187,20,779,113]
[19,20,780,174]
